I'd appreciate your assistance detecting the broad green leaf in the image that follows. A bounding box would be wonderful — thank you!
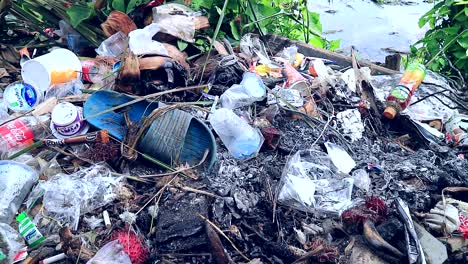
[454,0,468,5]
[458,37,468,49]
[454,51,468,59]
[308,35,324,49]
[230,20,241,40]
[308,12,322,33]
[66,3,96,28]
[112,0,126,12]
[329,39,340,51]
[177,40,188,51]
[442,26,461,36]
[127,0,144,14]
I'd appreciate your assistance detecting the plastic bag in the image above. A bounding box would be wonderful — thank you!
[96,31,128,57]
[277,149,354,215]
[152,4,199,42]
[324,142,356,174]
[46,79,83,99]
[336,109,364,142]
[240,34,270,65]
[210,108,264,159]
[86,240,131,264]
[31,164,122,231]
[0,223,25,264]
[220,72,266,109]
[128,24,168,56]
[0,161,39,224]
[351,169,370,192]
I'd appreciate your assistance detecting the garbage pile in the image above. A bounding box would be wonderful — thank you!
[1,2,468,264]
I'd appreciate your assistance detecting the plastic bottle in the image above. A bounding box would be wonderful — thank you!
[3,82,43,112]
[220,72,266,109]
[16,212,45,247]
[0,115,50,158]
[383,63,426,119]
[81,60,119,89]
[210,108,264,159]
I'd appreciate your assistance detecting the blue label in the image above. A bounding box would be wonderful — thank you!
[21,83,38,107]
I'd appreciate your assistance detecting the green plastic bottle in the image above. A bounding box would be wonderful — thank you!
[16,212,45,247]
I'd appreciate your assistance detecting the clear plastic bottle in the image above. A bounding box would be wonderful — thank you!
[210,108,263,159]
[81,60,118,89]
[220,72,266,109]
[0,115,50,158]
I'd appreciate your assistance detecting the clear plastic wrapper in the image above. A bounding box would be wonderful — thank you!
[220,72,266,109]
[351,168,370,192]
[128,24,168,56]
[30,164,122,231]
[336,109,364,142]
[276,149,354,215]
[210,108,264,159]
[0,223,25,264]
[324,142,356,174]
[0,161,39,224]
[45,79,83,99]
[240,34,270,65]
[152,4,198,42]
[86,240,131,264]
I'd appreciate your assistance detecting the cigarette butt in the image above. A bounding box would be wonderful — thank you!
[103,210,111,229]
[41,253,66,264]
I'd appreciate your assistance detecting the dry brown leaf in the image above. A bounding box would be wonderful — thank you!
[101,11,137,37]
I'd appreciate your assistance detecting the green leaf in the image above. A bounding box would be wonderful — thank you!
[112,0,126,12]
[458,37,468,49]
[308,35,324,49]
[177,40,188,51]
[66,3,96,28]
[308,12,322,34]
[127,0,143,14]
[454,51,468,59]
[329,39,340,51]
[466,49,468,56]
[230,20,241,40]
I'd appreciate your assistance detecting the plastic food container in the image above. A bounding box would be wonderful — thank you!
[50,102,89,139]
[21,48,82,93]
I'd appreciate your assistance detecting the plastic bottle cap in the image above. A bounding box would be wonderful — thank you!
[16,212,27,222]
[383,106,397,119]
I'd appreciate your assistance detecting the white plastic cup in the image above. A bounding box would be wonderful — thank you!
[21,48,82,93]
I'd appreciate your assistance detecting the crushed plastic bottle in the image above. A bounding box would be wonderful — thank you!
[220,72,266,109]
[81,60,119,89]
[383,63,426,119]
[0,161,39,224]
[96,31,128,57]
[0,115,50,158]
[210,108,264,159]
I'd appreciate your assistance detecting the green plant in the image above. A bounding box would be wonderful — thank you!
[411,0,468,82]
[191,0,339,50]
[67,0,149,27]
